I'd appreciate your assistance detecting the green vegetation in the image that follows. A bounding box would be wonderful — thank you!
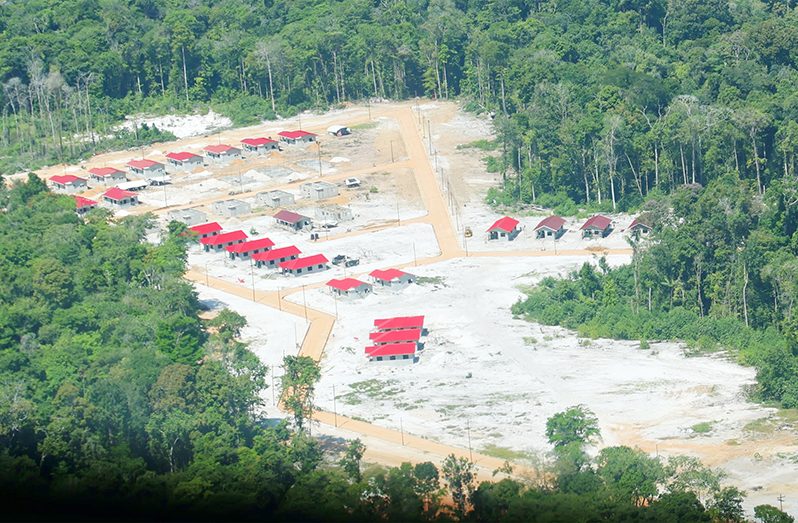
[481,444,533,462]
[691,422,714,434]
[457,139,497,151]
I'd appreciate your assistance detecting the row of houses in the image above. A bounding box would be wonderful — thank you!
[326,269,416,299]
[487,214,652,241]
[365,315,426,363]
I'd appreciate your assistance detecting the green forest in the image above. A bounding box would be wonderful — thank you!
[5,177,790,521]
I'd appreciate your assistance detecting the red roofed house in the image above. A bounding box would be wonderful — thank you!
[253,245,301,268]
[274,209,312,231]
[102,187,139,207]
[200,230,247,252]
[280,254,329,276]
[373,315,425,332]
[75,196,98,215]
[369,328,422,345]
[369,268,416,287]
[226,237,275,261]
[241,137,279,154]
[88,167,126,185]
[278,130,317,145]
[189,222,223,240]
[487,216,521,241]
[581,215,613,239]
[50,175,88,193]
[127,159,165,178]
[327,278,372,298]
[628,217,652,238]
[534,215,566,239]
[204,144,241,162]
[364,342,417,362]
[165,151,203,170]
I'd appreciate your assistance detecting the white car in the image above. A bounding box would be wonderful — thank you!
[345,177,360,188]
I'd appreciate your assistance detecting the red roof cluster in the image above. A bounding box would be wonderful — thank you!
[166,151,200,162]
[89,167,125,177]
[534,215,565,231]
[226,237,275,254]
[374,315,425,331]
[103,187,137,201]
[200,230,247,246]
[487,216,519,233]
[278,130,317,139]
[280,254,329,271]
[241,137,277,147]
[190,222,223,235]
[252,245,301,262]
[327,278,368,292]
[365,316,426,360]
[204,144,239,155]
[50,174,86,185]
[581,215,612,230]
[369,268,407,282]
[127,159,162,169]
[75,196,97,209]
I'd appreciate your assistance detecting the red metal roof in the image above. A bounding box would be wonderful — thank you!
[369,268,407,282]
[534,215,565,231]
[74,196,97,209]
[581,215,612,230]
[166,151,200,161]
[88,167,124,177]
[189,222,222,235]
[280,254,329,271]
[369,328,422,343]
[241,137,277,146]
[204,144,239,154]
[200,230,247,245]
[365,342,417,357]
[252,245,301,262]
[226,237,275,254]
[487,216,520,233]
[127,159,162,169]
[327,278,368,291]
[103,187,137,200]
[278,130,317,139]
[373,316,425,330]
[50,174,86,185]
[628,218,650,230]
[274,209,309,224]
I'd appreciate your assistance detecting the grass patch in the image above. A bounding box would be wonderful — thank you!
[340,379,402,405]
[456,139,497,151]
[777,408,798,424]
[416,276,445,286]
[691,421,714,434]
[351,121,378,130]
[523,336,537,346]
[481,444,532,461]
[744,417,776,434]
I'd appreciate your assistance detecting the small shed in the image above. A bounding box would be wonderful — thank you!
[278,130,317,145]
[212,199,251,217]
[241,137,279,154]
[75,196,98,215]
[166,151,203,170]
[226,237,275,261]
[581,215,613,238]
[102,187,139,207]
[200,230,247,252]
[365,343,416,363]
[316,205,353,223]
[628,217,652,238]
[280,254,329,276]
[274,209,312,231]
[253,245,301,268]
[326,278,372,298]
[204,144,241,162]
[168,208,208,227]
[370,269,415,287]
[373,315,425,332]
[88,167,126,185]
[257,190,295,208]
[50,175,88,193]
[302,181,339,201]
[327,125,351,136]
[189,222,222,239]
[534,215,566,239]
[127,159,165,178]
[487,216,521,241]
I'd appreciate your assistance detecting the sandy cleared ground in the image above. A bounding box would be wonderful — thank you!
[41,99,798,516]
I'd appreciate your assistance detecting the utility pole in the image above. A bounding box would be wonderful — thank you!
[317,142,323,177]
[778,494,785,512]
[249,258,256,301]
[302,284,308,321]
[467,419,473,462]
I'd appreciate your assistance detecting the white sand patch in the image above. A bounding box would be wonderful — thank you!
[330,157,350,163]
[117,111,232,139]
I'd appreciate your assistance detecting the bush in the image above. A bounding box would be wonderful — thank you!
[212,95,276,126]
